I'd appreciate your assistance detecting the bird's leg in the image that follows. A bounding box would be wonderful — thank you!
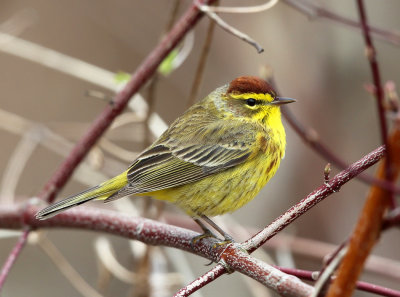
[201,215,235,243]
[191,218,219,245]
[192,216,239,269]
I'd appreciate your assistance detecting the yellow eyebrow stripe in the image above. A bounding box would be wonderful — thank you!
[230,93,274,102]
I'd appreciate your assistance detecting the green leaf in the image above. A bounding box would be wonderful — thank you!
[114,71,131,84]
[158,49,179,76]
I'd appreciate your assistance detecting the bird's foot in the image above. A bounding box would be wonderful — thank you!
[191,229,219,248]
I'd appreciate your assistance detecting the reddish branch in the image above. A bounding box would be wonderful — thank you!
[171,145,385,296]
[0,144,388,296]
[244,146,386,252]
[0,1,398,295]
[0,228,29,289]
[279,0,400,196]
[38,0,215,204]
[0,0,216,291]
[325,1,400,295]
[383,207,400,229]
[277,267,400,297]
[282,0,400,46]
[355,0,394,208]
[173,266,225,297]
[0,205,313,297]
[326,129,400,297]
[277,85,400,195]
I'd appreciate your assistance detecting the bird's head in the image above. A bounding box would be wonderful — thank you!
[220,76,295,122]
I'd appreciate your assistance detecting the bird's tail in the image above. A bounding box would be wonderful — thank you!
[36,171,128,220]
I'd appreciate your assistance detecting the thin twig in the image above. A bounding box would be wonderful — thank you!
[267,75,400,195]
[198,0,278,14]
[36,234,103,297]
[38,0,216,204]
[311,246,347,297]
[242,145,386,253]
[326,129,400,296]
[173,266,225,297]
[277,267,400,297]
[137,3,184,292]
[187,6,217,106]
[0,228,29,289]
[281,106,400,194]
[356,0,395,208]
[164,214,400,281]
[0,0,216,292]
[0,128,41,201]
[195,0,264,53]
[383,207,400,229]
[95,237,182,285]
[0,143,386,296]
[282,0,400,46]
[0,205,314,297]
[172,145,386,296]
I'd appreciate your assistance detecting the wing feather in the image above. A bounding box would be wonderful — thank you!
[105,117,261,202]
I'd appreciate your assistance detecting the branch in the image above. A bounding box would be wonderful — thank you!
[197,0,278,14]
[0,228,29,289]
[195,1,264,53]
[157,212,400,282]
[356,0,394,209]
[173,266,225,297]
[0,0,216,291]
[326,129,400,296]
[259,72,400,195]
[243,145,386,252]
[0,143,387,296]
[277,267,400,297]
[38,0,216,204]
[172,144,386,296]
[187,11,217,107]
[282,0,400,46]
[281,106,400,195]
[0,205,313,297]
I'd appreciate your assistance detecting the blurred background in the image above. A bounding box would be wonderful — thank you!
[0,0,399,296]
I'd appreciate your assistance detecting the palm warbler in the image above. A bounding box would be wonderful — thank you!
[36,76,295,239]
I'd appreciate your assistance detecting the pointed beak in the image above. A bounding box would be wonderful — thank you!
[271,97,296,105]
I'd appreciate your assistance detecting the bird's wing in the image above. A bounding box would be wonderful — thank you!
[105,119,260,201]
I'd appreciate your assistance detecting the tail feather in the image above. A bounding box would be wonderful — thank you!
[36,171,128,220]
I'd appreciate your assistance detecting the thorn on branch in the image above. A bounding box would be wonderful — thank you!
[323,163,338,193]
[324,163,331,184]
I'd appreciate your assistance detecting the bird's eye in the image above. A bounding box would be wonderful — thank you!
[246,98,256,107]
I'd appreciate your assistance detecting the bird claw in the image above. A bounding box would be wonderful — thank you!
[212,236,235,248]
[190,229,219,248]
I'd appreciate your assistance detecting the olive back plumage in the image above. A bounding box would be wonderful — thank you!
[105,97,256,201]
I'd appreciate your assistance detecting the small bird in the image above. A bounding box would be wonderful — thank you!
[36,76,295,240]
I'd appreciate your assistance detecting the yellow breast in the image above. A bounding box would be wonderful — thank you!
[150,124,285,217]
